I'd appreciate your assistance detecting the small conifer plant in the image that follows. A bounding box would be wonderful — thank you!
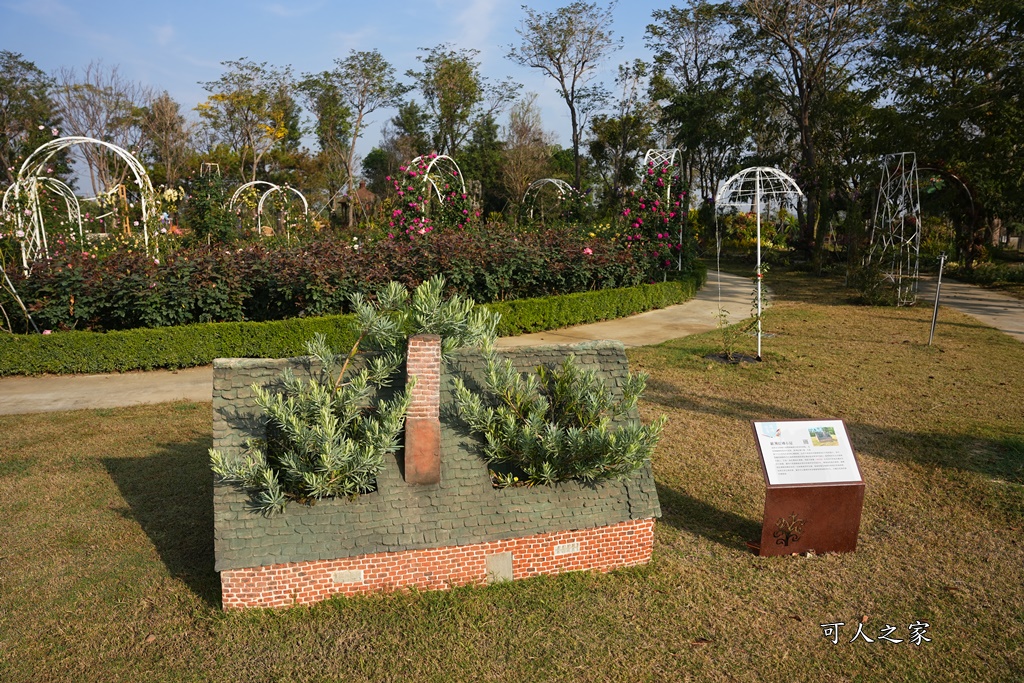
[452,341,666,487]
[210,275,497,515]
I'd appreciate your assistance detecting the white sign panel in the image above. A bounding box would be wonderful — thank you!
[754,420,862,486]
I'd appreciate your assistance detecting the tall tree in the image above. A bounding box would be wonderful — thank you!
[508,1,621,190]
[588,60,657,215]
[52,60,154,194]
[297,73,352,217]
[0,51,63,188]
[733,0,879,259]
[646,2,745,202]
[872,0,1023,264]
[408,45,484,157]
[197,59,295,182]
[303,50,407,225]
[141,92,195,187]
[501,93,554,214]
[460,113,505,217]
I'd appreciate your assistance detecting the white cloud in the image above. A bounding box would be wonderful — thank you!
[153,24,175,47]
[7,0,112,44]
[328,27,376,54]
[263,2,324,18]
[453,0,501,53]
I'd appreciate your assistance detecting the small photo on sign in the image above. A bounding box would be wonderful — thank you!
[809,426,837,447]
[753,419,862,486]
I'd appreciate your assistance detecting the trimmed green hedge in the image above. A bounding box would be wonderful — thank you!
[0,267,706,376]
[488,268,706,336]
[0,315,360,376]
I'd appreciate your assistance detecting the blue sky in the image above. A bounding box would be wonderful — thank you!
[1,0,673,163]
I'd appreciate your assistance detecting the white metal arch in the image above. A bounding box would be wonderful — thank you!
[10,136,156,271]
[522,178,576,220]
[229,181,279,212]
[408,154,467,204]
[715,167,804,360]
[256,185,309,234]
[3,176,84,272]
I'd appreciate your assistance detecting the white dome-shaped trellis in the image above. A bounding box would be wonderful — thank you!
[7,136,156,273]
[523,178,576,221]
[643,148,681,172]
[866,152,921,306]
[715,167,804,360]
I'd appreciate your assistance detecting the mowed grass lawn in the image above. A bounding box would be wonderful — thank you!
[1,270,1022,682]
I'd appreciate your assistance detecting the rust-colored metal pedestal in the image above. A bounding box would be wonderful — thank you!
[754,481,865,556]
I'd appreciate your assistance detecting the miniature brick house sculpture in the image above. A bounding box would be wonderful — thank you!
[211,339,661,609]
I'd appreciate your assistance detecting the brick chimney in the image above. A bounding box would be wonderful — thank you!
[404,334,441,484]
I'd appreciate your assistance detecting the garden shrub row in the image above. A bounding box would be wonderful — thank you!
[947,261,1024,285]
[489,269,706,336]
[3,225,659,333]
[0,267,705,376]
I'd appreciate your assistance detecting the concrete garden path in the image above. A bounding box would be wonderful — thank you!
[3,272,1019,415]
[916,276,1024,344]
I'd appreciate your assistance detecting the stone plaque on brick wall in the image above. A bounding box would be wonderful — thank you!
[751,420,864,556]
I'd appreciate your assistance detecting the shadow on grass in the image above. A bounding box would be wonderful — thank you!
[707,259,854,307]
[646,387,1024,486]
[655,484,761,552]
[644,377,810,422]
[102,436,220,608]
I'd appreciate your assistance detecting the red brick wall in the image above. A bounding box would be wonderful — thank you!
[221,518,655,609]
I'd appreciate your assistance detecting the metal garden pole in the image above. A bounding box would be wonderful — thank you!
[756,171,763,360]
[928,252,947,346]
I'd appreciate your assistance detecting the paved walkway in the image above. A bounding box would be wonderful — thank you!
[1,271,1020,414]
[917,276,1024,344]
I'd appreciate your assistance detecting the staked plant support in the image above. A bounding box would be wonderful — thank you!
[5,136,157,274]
[642,149,685,270]
[715,167,803,360]
[866,152,921,306]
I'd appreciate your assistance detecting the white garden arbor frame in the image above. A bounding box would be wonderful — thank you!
[6,136,156,273]
[2,176,83,273]
[229,181,309,236]
[256,185,308,235]
[408,155,467,206]
[643,149,686,269]
[866,152,922,306]
[522,178,576,221]
[715,167,804,360]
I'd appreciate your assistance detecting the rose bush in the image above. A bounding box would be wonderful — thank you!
[3,223,658,332]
